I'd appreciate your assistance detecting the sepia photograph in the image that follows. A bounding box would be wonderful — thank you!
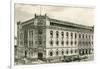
[14,3,94,65]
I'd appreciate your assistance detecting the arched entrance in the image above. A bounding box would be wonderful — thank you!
[38,53,43,60]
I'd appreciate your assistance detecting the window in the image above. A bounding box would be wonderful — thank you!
[66,50,68,54]
[71,41,73,45]
[56,31,59,38]
[20,33,23,39]
[79,34,81,38]
[38,29,42,34]
[49,51,53,56]
[71,50,73,54]
[29,41,33,46]
[79,49,82,54]
[75,49,77,53]
[29,30,33,40]
[50,30,53,38]
[61,32,64,38]
[66,41,69,45]
[86,34,87,38]
[38,36,42,40]
[86,49,88,54]
[75,33,77,38]
[89,41,91,45]
[89,49,91,54]
[20,41,23,45]
[66,32,69,38]
[39,41,42,45]
[89,35,90,39]
[62,50,64,55]
[35,41,37,44]
[38,19,43,25]
[92,41,93,45]
[79,41,81,45]
[56,51,59,56]
[61,41,64,45]
[75,41,77,45]
[71,33,73,38]
[82,34,84,38]
[50,40,53,46]
[29,30,33,46]
[56,40,59,46]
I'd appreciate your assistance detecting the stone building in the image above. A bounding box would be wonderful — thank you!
[15,14,94,63]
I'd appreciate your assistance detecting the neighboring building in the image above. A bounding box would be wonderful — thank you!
[15,14,94,63]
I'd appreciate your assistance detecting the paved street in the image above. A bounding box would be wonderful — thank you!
[15,55,94,65]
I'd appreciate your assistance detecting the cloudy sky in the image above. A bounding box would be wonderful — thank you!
[15,3,94,37]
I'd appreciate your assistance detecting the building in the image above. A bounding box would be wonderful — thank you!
[15,14,94,63]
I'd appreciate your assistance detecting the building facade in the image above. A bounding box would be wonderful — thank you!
[15,14,94,63]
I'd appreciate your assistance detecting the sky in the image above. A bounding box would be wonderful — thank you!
[14,3,95,37]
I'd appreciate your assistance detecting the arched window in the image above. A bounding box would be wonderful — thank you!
[70,50,73,54]
[62,50,64,55]
[71,41,73,45]
[56,31,59,38]
[66,32,69,38]
[66,41,69,45]
[49,51,53,56]
[82,49,84,55]
[75,49,77,53]
[66,50,69,54]
[61,41,64,45]
[75,33,77,39]
[82,34,84,38]
[86,49,88,54]
[56,40,59,46]
[56,51,59,56]
[79,34,81,38]
[71,33,73,38]
[50,40,53,46]
[61,32,64,38]
[75,41,77,45]
[86,34,87,38]
[50,30,53,38]
[89,49,91,54]
[92,41,93,45]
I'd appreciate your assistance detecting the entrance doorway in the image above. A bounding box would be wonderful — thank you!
[38,53,43,60]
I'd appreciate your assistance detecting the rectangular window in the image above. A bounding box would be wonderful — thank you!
[20,33,22,39]
[29,30,33,46]
[29,30,33,40]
